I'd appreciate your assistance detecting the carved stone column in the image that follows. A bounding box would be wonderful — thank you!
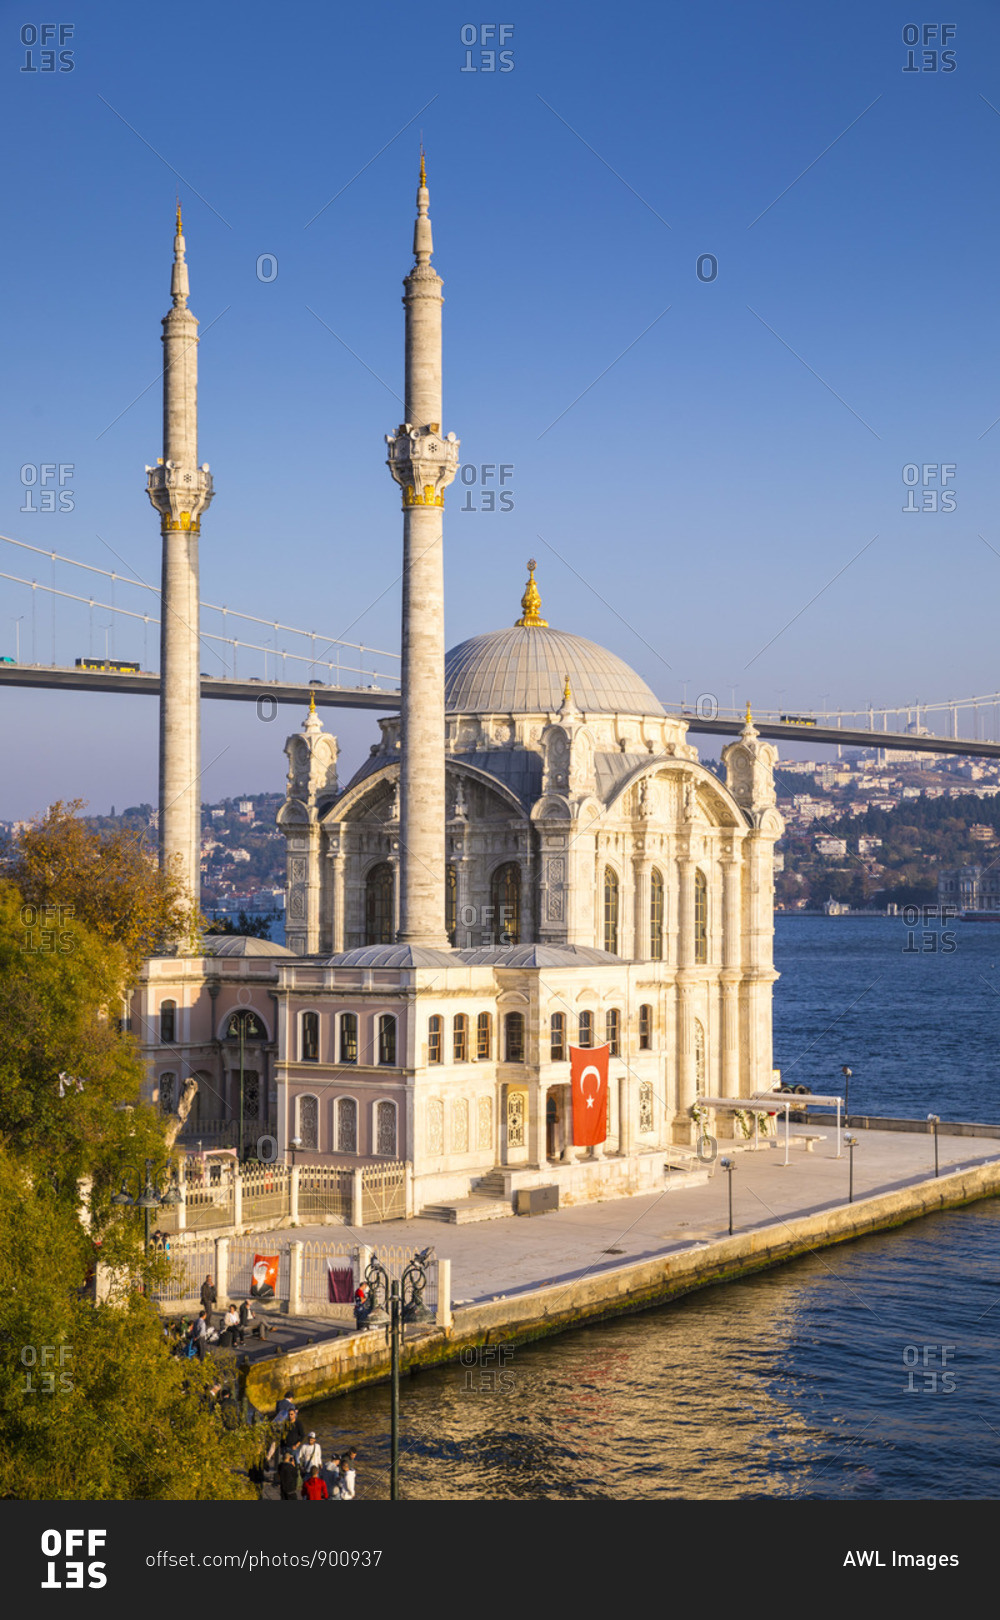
[632,856,651,959]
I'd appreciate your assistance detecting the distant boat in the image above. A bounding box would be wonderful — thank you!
[959,910,1000,922]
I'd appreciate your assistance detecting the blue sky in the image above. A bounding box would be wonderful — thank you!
[1,0,998,818]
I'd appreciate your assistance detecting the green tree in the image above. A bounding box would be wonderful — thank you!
[0,1149,261,1500]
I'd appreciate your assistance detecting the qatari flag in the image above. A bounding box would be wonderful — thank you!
[570,1044,609,1146]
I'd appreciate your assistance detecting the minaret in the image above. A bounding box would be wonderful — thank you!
[145,205,214,915]
[385,155,460,945]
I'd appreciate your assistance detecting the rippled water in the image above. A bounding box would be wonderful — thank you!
[308,918,1000,1499]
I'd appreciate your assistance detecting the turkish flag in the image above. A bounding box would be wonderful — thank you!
[570,1044,610,1146]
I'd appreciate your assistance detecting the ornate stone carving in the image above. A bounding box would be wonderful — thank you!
[427,1098,444,1156]
[385,423,460,506]
[145,459,214,533]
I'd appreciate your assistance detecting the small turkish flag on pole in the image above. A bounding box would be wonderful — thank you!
[570,1044,610,1146]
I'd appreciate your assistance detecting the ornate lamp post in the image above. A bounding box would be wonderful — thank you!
[226,1009,264,1161]
[720,1157,736,1236]
[845,1135,858,1203]
[927,1114,940,1178]
[364,1248,433,1500]
[111,1158,181,1250]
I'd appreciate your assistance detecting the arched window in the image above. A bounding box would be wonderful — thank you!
[159,1072,176,1113]
[606,1008,621,1056]
[639,1081,654,1133]
[428,1015,443,1064]
[337,1096,357,1154]
[603,867,619,955]
[365,862,395,946]
[376,1099,397,1157]
[650,868,664,960]
[296,1093,319,1150]
[550,1012,566,1061]
[300,1011,319,1062]
[578,1010,594,1048]
[160,1000,176,1045]
[694,870,708,963]
[453,1014,469,1063]
[491,862,521,944]
[639,1004,653,1050]
[504,1012,525,1063]
[446,864,457,946]
[476,1011,493,1060]
[339,1012,358,1064]
[378,1014,397,1066]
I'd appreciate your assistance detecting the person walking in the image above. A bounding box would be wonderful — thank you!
[200,1274,217,1329]
[190,1310,209,1362]
[336,1453,356,1500]
[301,1466,328,1501]
[277,1451,299,1500]
[297,1432,322,1474]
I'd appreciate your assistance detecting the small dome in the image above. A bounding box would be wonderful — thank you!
[445,625,664,717]
[203,935,293,958]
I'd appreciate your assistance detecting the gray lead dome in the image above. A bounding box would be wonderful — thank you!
[444,624,665,717]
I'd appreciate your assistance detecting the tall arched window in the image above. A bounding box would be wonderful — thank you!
[606,1008,621,1056]
[694,870,708,964]
[453,1013,469,1063]
[337,1096,357,1154]
[650,868,664,961]
[603,867,619,955]
[639,1004,653,1050]
[476,1011,493,1060]
[491,862,521,944]
[428,1015,443,1064]
[160,1000,176,1045]
[300,1011,319,1062]
[365,862,395,946]
[159,1072,176,1113]
[578,1010,594,1048]
[504,1012,525,1063]
[376,1099,397,1157]
[378,1014,397,1066]
[339,1012,358,1064]
[297,1094,319,1150]
[550,1012,566,1061]
[446,864,457,946]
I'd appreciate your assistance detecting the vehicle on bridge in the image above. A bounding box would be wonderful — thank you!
[75,657,141,674]
[779,713,817,726]
[0,655,15,665]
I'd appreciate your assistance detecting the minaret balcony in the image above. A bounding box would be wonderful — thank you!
[385,424,460,506]
[146,460,215,532]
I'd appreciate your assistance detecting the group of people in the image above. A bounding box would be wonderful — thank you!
[269,1393,358,1501]
[166,1275,266,1362]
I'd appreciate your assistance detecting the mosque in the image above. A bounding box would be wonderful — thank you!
[138,160,784,1215]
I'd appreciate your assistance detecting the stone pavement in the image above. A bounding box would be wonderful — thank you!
[272,1124,1000,1307]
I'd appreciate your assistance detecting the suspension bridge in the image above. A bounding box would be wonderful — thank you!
[3,531,1000,757]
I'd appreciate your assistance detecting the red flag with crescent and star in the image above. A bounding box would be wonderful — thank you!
[570,1044,610,1146]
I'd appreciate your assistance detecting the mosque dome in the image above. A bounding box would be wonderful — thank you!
[444,562,665,718]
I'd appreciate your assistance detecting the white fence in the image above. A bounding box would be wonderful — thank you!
[156,1159,409,1237]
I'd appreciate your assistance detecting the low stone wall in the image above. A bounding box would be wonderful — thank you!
[845,1114,1000,1140]
[245,1156,1000,1415]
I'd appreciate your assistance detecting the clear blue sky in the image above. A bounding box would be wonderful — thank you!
[2,0,998,818]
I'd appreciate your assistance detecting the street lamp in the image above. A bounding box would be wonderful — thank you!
[845,1135,858,1203]
[841,1066,852,1119]
[289,1135,302,1169]
[227,1009,264,1161]
[111,1158,181,1249]
[364,1248,433,1500]
[927,1114,940,1178]
[720,1157,735,1236]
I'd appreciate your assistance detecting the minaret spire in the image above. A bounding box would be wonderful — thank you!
[385,155,460,946]
[145,206,214,918]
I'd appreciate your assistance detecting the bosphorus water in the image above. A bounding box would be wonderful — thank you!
[308,918,1000,1499]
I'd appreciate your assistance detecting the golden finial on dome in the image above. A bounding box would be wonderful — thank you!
[564,675,572,701]
[515,558,548,628]
[745,699,753,725]
[309,688,317,715]
[175,198,183,235]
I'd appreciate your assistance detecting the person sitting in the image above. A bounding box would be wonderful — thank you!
[219,1304,240,1347]
[301,1466,328,1501]
[238,1299,262,1342]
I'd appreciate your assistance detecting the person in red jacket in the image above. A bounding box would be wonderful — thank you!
[301,1466,328,1501]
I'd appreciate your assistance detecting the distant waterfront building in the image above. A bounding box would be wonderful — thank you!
[937,865,1000,912]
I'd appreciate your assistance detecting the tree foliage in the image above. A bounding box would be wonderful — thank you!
[4,800,199,978]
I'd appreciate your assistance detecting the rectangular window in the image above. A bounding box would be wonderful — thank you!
[428,1016,443,1064]
[301,1011,319,1062]
[476,1012,493,1060]
[639,1004,652,1051]
[578,1011,594,1048]
[454,1015,468,1063]
[550,1012,566,1061]
[505,1013,525,1063]
[160,1001,176,1045]
[378,1014,396,1066]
